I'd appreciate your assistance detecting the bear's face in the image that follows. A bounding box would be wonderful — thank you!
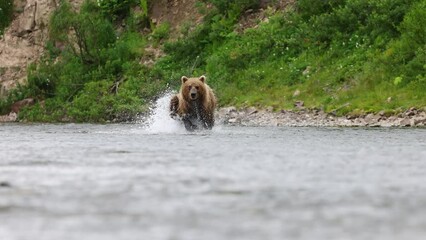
[181,76,206,102]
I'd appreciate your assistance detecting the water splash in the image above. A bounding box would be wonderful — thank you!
[144,91,185,133]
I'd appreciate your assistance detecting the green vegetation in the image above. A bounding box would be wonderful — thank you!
[0,0,14,35]
[161,0,426,115]
[3,0,157,122]
[1,0,425,121]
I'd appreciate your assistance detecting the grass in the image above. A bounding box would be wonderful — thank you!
[198,0,426,114]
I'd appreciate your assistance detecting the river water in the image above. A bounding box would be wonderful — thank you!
[1,97,426,240]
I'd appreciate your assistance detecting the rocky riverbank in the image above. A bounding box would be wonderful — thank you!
[0,112,17,122]
[2,105,426,127]
[216,107,426,127]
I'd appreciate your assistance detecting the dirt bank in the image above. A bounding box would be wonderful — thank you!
[0,0,84,98]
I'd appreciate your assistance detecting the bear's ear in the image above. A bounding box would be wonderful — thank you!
[181,76,188,84]
[199,75,206,83]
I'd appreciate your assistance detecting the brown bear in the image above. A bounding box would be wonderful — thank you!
[170,75,216,131]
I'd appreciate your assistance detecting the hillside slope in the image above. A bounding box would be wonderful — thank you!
[0,0,84,98]
[0,0,425,123]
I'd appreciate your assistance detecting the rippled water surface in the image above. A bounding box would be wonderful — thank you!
[1,123,426,240]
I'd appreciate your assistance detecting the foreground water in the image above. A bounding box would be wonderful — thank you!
[1,122,426,240]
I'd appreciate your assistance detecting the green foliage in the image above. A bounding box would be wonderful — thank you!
[205,0,260,16]
[394,76,403,86]
[303,0,412,48]
[0,0,13,35]
[151,22,170,42]
[161,0,425,112]
[3,0,426,121]
[400,0,426,45]
[50,1,116,64]
[125,0,151,31]
[139,0,148,17]
[381,0,426,86]
[297,0,346,19]
[97,0,137,19]
[9,0,164,122]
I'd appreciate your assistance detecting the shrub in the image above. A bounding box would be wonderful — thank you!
[384,0,426,83]
[16,0,156,122]
[204,0,260,16]
[297,0,345,19]
[399,0,426,47]
[50,1,116,64]
[97,0,137,20]
[300,0,413,48]
[151,22,170,42]
[0,0,13,35]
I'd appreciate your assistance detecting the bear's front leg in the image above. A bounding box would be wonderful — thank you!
[169,95,179,119]
[201,112,215,130]
[182,115,198,131]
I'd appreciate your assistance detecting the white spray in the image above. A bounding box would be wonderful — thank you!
[144,91,186,133]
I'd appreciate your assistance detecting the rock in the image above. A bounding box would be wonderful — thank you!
[228,118,239,124]
[293,89,300,97]
[353,118,367,127]
[384,116,398,127]
[219,106,425,128]
[302,66,311,76]
[294,100,304,109]
[364,113,381,125]
[369,122,382,127]
[346,114,357,120]
[415,118,425,127]
[0,181,11,188]
[246,107,258,115]
[0,112,17,122]
[405,107,417,117]
[11,98,35,113]
[218,106,237,116]
[387,97,392,103]
[399,118,411,127]
[18,2,37,35]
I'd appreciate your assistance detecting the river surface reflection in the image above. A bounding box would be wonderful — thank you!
[0,124,426,240]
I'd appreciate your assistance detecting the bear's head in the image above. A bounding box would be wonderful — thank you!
[181,75,207,102]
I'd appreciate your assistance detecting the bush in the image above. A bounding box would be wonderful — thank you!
[50,1,116,64]
[16,0,158,122]
[303,0,412,49]
[151,22,170,42]
[384,0,426,83]
[399,0,426,47]
[97,0,137,20]
[205,0,260,16]
[0,0,13,35]
[297,0,345,19]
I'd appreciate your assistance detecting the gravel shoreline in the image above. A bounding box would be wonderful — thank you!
[2,107,426,127]
[216,107,426,127]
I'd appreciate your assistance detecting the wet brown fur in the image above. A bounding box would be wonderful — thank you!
[170,76,216,130]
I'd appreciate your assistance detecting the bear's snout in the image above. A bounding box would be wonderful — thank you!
[190,88,198,100]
